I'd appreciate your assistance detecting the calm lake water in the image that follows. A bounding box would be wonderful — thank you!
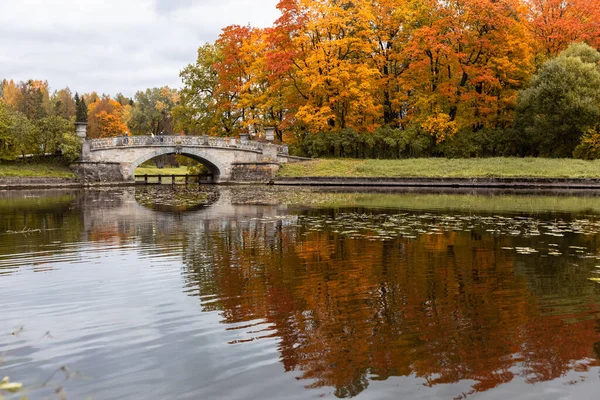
[3,186,600,399]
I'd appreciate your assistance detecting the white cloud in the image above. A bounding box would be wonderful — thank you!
[0,0,281,96]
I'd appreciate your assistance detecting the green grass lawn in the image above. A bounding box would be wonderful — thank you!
[277,158,600,179]
[0,161,76,178]
[134,166,191,175]
[134,166,195,183]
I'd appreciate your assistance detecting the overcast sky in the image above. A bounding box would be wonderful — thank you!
[0,0,281,97]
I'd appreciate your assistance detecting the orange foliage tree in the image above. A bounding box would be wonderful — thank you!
[528,0,600,58]
[87,97,131,138]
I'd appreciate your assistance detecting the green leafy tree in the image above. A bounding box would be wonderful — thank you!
[114,93,134,107]
[50,88,76,119]
[516,43,600,157]
[174,43,224,135]
[16,80,49,121]
[60,126,82,162]
[37,115,74,155]
[129,87,179,135]
[0,102,13,158]
[7,109,39,157]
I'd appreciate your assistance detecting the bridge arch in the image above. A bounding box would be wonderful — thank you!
[128,147,228,182]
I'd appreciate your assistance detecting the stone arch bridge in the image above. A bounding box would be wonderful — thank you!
[73,135,301,183]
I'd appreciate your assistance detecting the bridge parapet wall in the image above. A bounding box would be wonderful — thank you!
[87,135,288,155]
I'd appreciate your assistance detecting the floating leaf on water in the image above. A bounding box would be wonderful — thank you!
[0,377,23,393]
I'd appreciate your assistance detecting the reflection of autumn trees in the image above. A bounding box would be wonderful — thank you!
[182,215,600,398]
[0,193,82,259]
[13,190,597,398]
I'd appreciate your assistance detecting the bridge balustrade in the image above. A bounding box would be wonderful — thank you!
[87,135,288,154]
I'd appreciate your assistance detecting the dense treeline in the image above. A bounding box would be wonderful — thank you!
[0,81,179,161]
[297,44,600,159]
[175,0,600,158]
[2,0,600,162]
[0,81,80,161]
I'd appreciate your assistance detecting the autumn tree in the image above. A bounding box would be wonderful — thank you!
[404,0,535,143]
[82,92,100,105]
[211,25,256,135]
[0,79,22,109]
[87,96,130,138]
[367,0,415,127]
[177,27,261,137]
[238,27,286,139]
[274,0,382,132]
[528,0,600,58]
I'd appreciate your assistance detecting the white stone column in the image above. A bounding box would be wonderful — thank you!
[75,122,87,139]
[75,122,90,161]
[265,127,275,141]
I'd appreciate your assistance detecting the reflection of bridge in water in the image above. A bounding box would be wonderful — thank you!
[79,188,290,240]
[74,135,303,183]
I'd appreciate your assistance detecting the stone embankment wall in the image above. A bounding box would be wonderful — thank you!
[0,176,81,188]
[70,162,125,182]
[230,162,281,182]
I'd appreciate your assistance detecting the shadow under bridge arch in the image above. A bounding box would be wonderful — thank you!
[129,147,226,183]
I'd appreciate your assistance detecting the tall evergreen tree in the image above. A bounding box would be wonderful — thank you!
[75,93,88,123]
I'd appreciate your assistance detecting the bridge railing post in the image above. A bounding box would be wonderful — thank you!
[144,175,148,184]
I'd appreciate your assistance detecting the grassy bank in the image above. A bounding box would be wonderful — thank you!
[229,187,600,214]
[277,158,600,179]
[0,160,76,179]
